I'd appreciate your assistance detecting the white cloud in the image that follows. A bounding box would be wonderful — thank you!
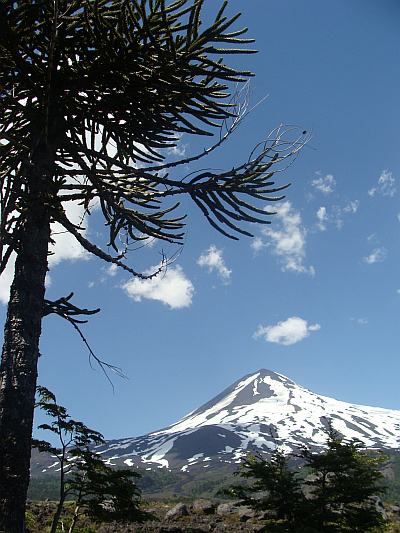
[121,264,194,309]
[0,254,15,305]
[165,133,187,158]
[253,316,321,345]
[48,201,90,267]
[106,264,118,277]
[312,173,336,195]
[350,317,368,324]
[316,206,327,231]
[367,233,378,243]
[0,200,91,306]
[363,247,388,264]
[342,199,359,214]
[197,245,231,282]
[166,143,187,158]
[368,170,396,197]
[314,200,359,232]
[251,236,264,254]
[253,201,314,275]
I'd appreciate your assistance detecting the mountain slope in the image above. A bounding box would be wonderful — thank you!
[36,369,400,475]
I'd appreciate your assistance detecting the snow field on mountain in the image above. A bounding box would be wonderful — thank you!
[93,370,400,470]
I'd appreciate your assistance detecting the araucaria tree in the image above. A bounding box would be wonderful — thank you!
[0,1,308,530]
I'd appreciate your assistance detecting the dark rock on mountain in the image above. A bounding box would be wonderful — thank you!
[34,369,400,476]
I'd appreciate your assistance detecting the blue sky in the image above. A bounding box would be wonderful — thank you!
[1,0,399,444]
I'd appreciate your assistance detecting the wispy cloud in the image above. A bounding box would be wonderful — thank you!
[165,133,187,158]
[342,200,359,214]
[316,206,328,231]
[367,233,381,245]
[368,170,396,197]
[312,173,336,195]
[106,264,118,277]
[121,264,194,309]
[363,247,388,264]
[253,316,321,345]
[251,236,264,253]
[351,317,368,324]
[314,200,359,231]
[252,201,315,276]
[197,245,231,282]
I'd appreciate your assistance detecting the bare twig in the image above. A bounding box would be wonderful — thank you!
[43,293,126,390]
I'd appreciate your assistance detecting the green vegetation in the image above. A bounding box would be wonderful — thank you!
[383,451,400,504]
[32,387,151,532]
[222,423,389,532]
[25,501,98,533]
[28,476,66,503]
[29,449,400,504]
[221,448,304,522]
[28,467,181,502]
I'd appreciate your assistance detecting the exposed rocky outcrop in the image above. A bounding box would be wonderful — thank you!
[94,499,267,533]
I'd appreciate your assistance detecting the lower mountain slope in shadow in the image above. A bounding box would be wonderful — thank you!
[33,369,400,475]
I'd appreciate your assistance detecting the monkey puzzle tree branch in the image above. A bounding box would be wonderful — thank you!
[58,212,169,279]
[0,1,311,529]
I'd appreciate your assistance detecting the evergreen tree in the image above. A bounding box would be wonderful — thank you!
[33,387,150,533]
[221,449,304,527]
[67,449,151,529]
[223,422,388,532]
[0,1,309,530]
[300,422,388,532]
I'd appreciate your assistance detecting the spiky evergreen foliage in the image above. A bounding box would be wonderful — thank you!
[0,0,308,261]
[300,423,388,533]
[220,449,304,524]
[33,387,151,533]
[67,449,151,528]
[32,387,105,533]
[222,423,388,532]
[0,1,309,530]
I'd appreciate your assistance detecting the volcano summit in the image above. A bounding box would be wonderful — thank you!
[88,369,400,473]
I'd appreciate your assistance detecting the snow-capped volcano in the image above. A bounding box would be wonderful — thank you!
[90,369,400,473]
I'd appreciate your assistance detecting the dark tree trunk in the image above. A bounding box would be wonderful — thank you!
[50,448,66,533]
[0,152,51,532]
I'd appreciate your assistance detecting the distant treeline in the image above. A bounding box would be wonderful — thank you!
[28,467,181,502]
[383,450,400,503]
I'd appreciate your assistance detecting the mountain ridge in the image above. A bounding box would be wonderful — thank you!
[32,369,400,476]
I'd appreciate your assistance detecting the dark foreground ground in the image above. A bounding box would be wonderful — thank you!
[27,499,269,533]
[26,498,400,533]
